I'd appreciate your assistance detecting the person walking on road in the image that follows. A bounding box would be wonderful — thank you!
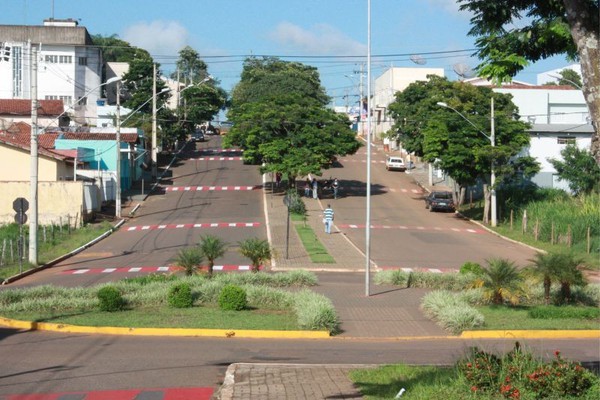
[323,204,334,234]
[332,178,339,199]
[312,178,318,199]
[304,178,311,197]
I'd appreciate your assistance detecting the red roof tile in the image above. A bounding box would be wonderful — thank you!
[0,99,65,116]
[61,132,140,143]
[0,132,69,161]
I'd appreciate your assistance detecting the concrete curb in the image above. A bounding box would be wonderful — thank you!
[460,330,600,339]
[0,316,330,339]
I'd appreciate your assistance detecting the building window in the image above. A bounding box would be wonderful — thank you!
[557,137,576,145]
[59,55,72,63]
[78,57,87,66]
[45,55,58,63]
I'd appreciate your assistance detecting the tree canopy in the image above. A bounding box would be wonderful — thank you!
[549,144,600,195]
[224,57,360,181]
[387,75,539,219]
[457,0,599,163]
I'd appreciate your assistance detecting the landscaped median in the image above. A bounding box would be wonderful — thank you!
[0,270,338,339]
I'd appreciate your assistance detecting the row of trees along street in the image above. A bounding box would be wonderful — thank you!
[93,35,227,150]
[223,57,361,185]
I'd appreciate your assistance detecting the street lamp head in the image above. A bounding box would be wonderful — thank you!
[436,102,448,108]
[105,76,122,85]
[159,87,170,94]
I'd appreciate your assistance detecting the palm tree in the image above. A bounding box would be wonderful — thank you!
[528,252,563,305]
[198,235,228,277]
[473,258,524,305]
[174,247,203,276]
[553,252,586,304]
[238,238,272,273]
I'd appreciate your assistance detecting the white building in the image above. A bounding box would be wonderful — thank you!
[0,19,102,125]
[372,67,445,138]
[493,84,593,191]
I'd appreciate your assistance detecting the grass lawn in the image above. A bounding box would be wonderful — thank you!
[4,306,300,330]
[477,305,600,330]
[349,364,461,400]
[295,225,335,263]
[0,222,114,281]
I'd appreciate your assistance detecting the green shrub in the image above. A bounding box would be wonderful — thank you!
[97,286,126,312]
[293,289,339,333]
[421,290,484,334]
[286,189,306,216]
[375,270,474,291]
[167,283,193,308]
[459,262,484,276]
[218,284,247,311]
[528,305,600,320]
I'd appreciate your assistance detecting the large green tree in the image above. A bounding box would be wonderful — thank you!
[388,76,538,223]
[224,57,360,182]
[549,144,600,195]
[458,0,599,163]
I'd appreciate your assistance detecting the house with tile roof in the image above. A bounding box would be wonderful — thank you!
[0,99,65,130]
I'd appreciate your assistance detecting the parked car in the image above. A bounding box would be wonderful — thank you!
[425,191,455,212]
[191,130,205,142]
[385,156,406,171]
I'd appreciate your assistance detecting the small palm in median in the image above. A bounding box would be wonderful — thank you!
[527,252,564,305]
[238,237,272,273]
[474,258,524,305]
[198,235,228,277]
[174,247,204,276]
[554,252,586,304]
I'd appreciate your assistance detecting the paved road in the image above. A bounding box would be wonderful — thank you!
[327,147,538,269]
[9,136,266,288]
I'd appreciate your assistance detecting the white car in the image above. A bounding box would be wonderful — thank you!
[385,156,406,171]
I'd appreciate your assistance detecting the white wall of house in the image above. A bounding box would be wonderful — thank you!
[373,67,445,138]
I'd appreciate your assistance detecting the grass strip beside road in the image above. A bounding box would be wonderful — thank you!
[294,224,335,263]
[477,305,600,330]
[4,306,300,330]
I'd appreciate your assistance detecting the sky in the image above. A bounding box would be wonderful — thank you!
[4,0,573,110]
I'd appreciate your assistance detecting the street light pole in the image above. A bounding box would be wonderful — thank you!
[152,63,158,180]
[365,0,372,296]
[116,80,122,218]
[437,99,497,227]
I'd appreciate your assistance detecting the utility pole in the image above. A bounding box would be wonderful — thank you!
[490,97,497,227]
[151,63,158,179]
[29,47,38,265]
[115,80,122,218]
[359,63,364,138]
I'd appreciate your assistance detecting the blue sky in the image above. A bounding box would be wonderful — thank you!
[5,0,572,108]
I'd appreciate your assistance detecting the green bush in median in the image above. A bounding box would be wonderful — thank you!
[218,284,247,311]
[168,283,193,308]
[97,286,126,312]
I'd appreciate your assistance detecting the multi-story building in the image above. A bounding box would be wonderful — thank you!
[0,18,102,127]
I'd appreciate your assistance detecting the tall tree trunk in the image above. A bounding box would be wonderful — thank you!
[563,0,600,164]
[483,183,491,225]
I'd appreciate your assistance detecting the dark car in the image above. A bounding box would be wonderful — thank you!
[425,191,455,212]
[191,130,205,142]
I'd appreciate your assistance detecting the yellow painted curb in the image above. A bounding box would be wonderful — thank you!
[0,317,330,339]
[461,330,600,339]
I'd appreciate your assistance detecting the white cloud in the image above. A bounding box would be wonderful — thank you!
[268,21,366,55]
[123,20,189,56]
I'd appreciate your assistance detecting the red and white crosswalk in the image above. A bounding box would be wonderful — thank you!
[0,387,213,400]
[61,265,261,275]
[189,156,243,161]
[378,266,459,273]
[337,224,484,234]
[164,185,260,192]
[125,222,260,232]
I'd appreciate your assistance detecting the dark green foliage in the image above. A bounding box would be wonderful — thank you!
[225,57,360,180]
[218,284,247,311]
[459,262,484,276]
[473,258,524,305]
[528,305,600,320]
[97,286,126,312]
[198,235,228,277]
[549,144,600,195]
[168,283,193,308]
[238,237,272,272]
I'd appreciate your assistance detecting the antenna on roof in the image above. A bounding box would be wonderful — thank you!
[410,55,426,65]
[453,63,474,81]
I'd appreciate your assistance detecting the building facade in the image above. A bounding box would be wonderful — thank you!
[0,19,102,125]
